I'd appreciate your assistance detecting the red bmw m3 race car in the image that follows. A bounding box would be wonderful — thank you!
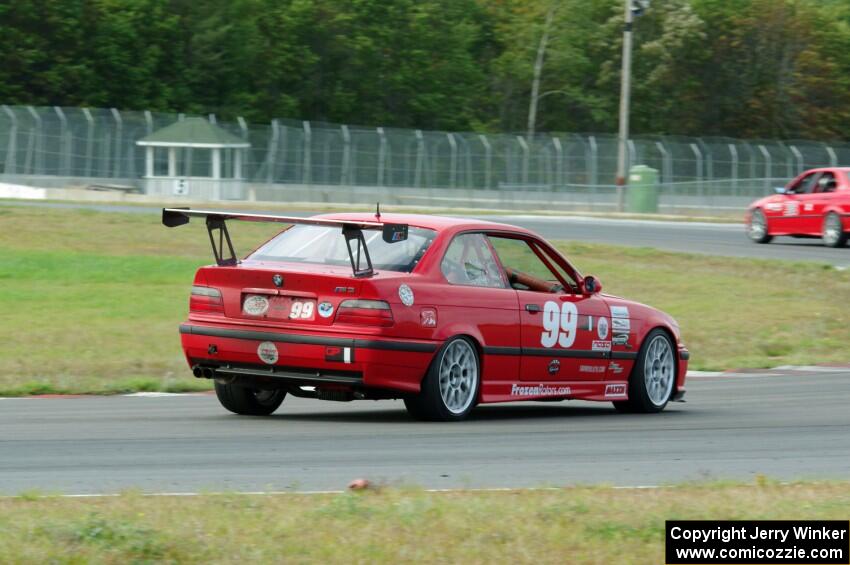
[164,208,689,421]
[746,167,850,247]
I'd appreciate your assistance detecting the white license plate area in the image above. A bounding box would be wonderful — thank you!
[243,295,316,320]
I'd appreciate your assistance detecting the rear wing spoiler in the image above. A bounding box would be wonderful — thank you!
[162,208,408,277]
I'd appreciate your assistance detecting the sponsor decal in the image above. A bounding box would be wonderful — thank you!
[510,384,570,397]
[541,301,578,348]
[272,274,284,288]
[243,295,270,316]
[784,201,799,216]
[605,383,627,398]
[613,334,629,346]
[580,364,606,374]
[398,284,415,306]
[257,341,278,365]
[334,286,356,294]
[592,340,612,352]
[420,308,437,328]
[318,301,334,318]
[804,203,814,212]
[548,359,560,375]
[597,316,609,340]
[610,305,629,319]
[325,346,353,363]
[609,361,625,374]
[766,203,783,212]
[612,317,631,332]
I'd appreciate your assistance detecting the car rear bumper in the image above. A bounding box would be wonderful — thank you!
[180,322,438,393]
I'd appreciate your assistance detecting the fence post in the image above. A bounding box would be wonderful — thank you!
[208,113,217,125]
[302,121,311,185]
[655,141,670,185]
[789,145,803,174]
[266,119,279,184]
[236,116,248,139]
[26,106,44,175]
[414,130,425,188]
[690,143,703,199]
[111,108,123,178]
[478,134,492,190]
[53,107,71,176]
[2,105,17,174]
[824,143,838,167]
[626,139,636,172]
[587,135,598,190]
[446,133,458,188]
[517,135,529,187]
[377,127,387,187]
[552,136,563,189]
[728,143,739,196]
[779,142,793,179]
[82,108,95,178]
[144,110,154,135]
[758,144,772,192]
[340,125,351,185]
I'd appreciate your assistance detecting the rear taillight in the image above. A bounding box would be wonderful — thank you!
[190,285,223,313]
[335,299,393,327]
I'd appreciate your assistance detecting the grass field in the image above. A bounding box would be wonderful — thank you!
[1,481,848,563]
[1,204,848,396]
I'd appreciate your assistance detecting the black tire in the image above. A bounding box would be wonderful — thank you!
[614,329,676,414]
[822,212,848,248]
[748,209,773,244]
[405,337,480,422]
[214,381,286,415]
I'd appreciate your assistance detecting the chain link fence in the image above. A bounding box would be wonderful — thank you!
[1,104,848,212]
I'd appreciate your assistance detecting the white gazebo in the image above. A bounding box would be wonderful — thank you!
[137,117,251,200]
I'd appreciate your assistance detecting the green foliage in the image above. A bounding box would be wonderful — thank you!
[2,0,850,138]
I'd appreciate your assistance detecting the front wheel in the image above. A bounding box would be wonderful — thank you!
[214,382,286,415]
[613,329,676,414]
[405,337,480,422]
[822,212,848,248]
[748,209,773,244]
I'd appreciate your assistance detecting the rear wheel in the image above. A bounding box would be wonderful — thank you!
[748,209,773,244]
[613,329,675,414]
[822,212,848,248]
[405,337,480,422]
[214,382,286,415]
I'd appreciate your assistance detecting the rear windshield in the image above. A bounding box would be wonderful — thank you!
[249,224,437,273]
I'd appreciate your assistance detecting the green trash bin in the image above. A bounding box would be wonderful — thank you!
[626,164,659,213]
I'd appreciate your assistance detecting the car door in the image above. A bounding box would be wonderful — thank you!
[487,235,611,384]
[772,171,819,234]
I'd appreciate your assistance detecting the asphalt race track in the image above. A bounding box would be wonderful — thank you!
[4,201,850,267]
[1,371,849,495]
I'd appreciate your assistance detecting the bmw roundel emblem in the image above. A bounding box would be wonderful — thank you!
[272,274,284,288]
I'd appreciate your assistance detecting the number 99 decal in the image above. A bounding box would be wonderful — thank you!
[541,301,578,348]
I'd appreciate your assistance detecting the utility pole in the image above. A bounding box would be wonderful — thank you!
[527,6,555,141]
[615,0,634,213]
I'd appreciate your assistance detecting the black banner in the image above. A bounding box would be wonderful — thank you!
[666,520,849,564]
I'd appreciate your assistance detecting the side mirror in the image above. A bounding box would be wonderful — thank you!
[774,186,788,195]
[583,275,602,295]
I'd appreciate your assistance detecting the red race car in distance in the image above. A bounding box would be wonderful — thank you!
[164,208,689,421]
[746,167,850,247]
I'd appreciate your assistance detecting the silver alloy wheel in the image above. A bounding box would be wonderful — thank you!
[438,340,478,415]
[644,335,674,407]
[824,214,842,246]
[749,210,767,240]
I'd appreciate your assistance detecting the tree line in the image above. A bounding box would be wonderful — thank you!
[2,0,849,139]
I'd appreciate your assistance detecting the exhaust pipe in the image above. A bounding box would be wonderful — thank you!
[202,367,216,379]
[192,365,203,378]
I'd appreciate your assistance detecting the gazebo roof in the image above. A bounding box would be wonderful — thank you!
[137,117,250,148]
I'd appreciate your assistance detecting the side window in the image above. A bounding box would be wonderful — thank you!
[441,233,506,288]
[488,236,576,293]
[790,173,818,194]
[817,172,837,193]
